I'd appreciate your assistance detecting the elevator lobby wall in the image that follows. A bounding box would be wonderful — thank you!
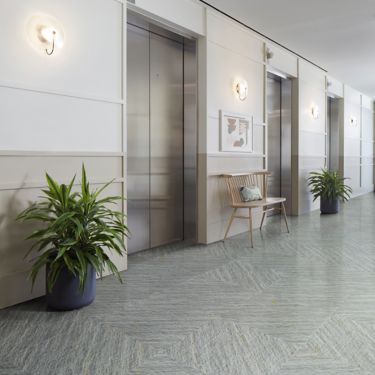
[1,0,375,309]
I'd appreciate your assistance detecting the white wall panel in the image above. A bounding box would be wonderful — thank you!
[267,44,298,77]
[344,87,361,139]
[0,0,122,100]
[300,132,326,156]
[299,60,326,90]
[0,87,122,152]
[130,0,205,36]
[362,109,374,141]
[253,125,265,154]
[207,12,264,64]
[327,75,344,98]
[345,165,361,190]
[362,95,373,110]
[362,141,374,158]
[361,165,374,188]
[344,138,361,157]
[297,60,326,214]
[0,0,125,308]
[299,80,326,134]
[207,41,264,124]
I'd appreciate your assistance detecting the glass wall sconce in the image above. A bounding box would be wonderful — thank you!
[234,79,248,101]
[27,14,64,56]
[350,116,358,126]
[311,104,320,119]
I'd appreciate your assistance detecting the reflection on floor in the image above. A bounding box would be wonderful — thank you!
[2,193,375,374]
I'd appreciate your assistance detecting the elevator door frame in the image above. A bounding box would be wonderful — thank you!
[126,15,198,254]
[327,96,341,172]
[267,72,292,215]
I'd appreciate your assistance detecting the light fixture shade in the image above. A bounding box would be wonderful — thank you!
[27,14,64,55]
[350,116,358,126]
[311,104,320,119]
[234,79,248,101]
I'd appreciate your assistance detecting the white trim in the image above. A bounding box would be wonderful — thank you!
[299,154,327,158]
[299,128,327,136]
[0,81,124,105]
[0,178,125,191]
[0,151,125,157]
[208,152,265,158]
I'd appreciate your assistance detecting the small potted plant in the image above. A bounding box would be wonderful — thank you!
[307,168,352,214]
[17,165,128,310]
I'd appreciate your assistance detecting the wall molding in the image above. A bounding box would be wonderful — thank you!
[0,81,124,106]
[0,151,125,157]
[299,154,327,159]
[207,39,265,67]
[207,152,265,158]
[208,114,265,127]
[0,178,125,192]
[300,129,327,136]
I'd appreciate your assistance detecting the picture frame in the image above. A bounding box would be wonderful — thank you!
[220,110,253,153]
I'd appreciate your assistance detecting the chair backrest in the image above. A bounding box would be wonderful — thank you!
[222,171,270,205]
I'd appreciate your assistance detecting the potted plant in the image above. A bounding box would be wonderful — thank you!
[17,165,128,310]
[307,168,352,214]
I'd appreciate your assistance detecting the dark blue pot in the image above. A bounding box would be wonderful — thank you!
[46,264,96,311]
[320,198,339,214]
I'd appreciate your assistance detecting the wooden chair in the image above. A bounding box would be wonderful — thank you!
[222,171,289,247]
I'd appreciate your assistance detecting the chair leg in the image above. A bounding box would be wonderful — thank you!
[281,202,290,233]
[260,206,267,230]
[249,208,254,248]
[224,208,236,241]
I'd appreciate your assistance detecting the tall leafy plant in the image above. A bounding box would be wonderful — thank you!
[307,168,352,202]
[17,165,128,292]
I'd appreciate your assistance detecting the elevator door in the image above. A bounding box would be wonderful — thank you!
[327,97,340,171]
[127,24,184,254]
[267,76,282,198]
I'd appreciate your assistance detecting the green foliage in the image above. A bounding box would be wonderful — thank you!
[17,165,128,292]
[307,168,352,202]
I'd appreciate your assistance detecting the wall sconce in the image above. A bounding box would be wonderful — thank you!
[350,116,358,126]
[27,14,64,56]
[234,79,248,101]
[311,104,320,119]
[266,48,274,61]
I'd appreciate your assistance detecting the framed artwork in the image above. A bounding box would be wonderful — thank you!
[220,111,253,153]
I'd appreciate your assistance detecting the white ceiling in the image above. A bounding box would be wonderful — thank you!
[204,0,375,98]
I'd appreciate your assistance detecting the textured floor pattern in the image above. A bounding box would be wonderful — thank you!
[2,193,375,374]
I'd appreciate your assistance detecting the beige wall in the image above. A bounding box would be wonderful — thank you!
[343,87,375,196]
[297,60,327,214]
[0,0,127,308]
[202,10,266,243]
[1,0,374,308]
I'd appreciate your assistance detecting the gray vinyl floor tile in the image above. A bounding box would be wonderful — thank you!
[2,193,375,374]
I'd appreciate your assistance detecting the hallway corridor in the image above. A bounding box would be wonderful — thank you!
[2,194,375,374]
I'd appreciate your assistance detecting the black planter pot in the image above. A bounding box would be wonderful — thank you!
[46,264,96,311]
[320,198,339,214]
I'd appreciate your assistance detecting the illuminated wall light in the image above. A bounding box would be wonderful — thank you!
[234,79,248,101]
[350,116,358,126]
[27,14,64,56]
[311,104,320,120]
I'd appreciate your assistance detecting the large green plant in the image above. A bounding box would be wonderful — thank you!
[17,165,128,292]
[307,168,352,202]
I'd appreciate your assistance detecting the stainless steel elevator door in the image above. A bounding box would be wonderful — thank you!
[267,76,282,198]
[328,97,340,171]
[127,24,184,254]
[127,25,150,253]
[150,33,184,248]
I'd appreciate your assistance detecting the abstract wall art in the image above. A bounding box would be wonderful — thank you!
[220,111,253,152]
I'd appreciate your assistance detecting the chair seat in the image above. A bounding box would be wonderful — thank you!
[232,197,286,208]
